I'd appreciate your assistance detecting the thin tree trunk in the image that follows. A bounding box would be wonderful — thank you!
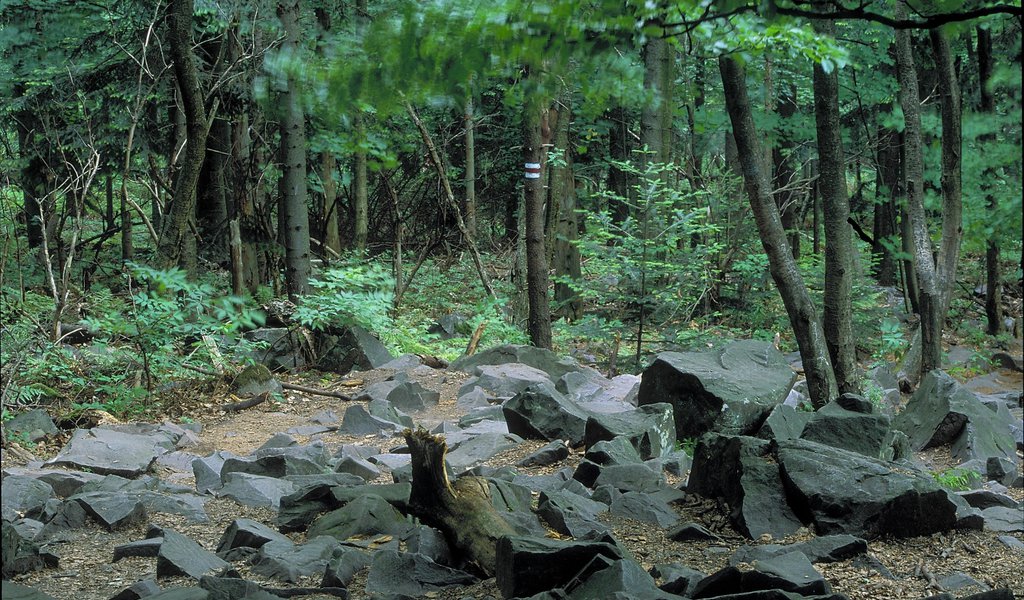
[353,115,369,254]
[813,19,859,396]
[523,93,553,349]
[322,151,341,255]
[977,27,1002,335]
[550,87,581,321]
[641,37,671,165]
[774,84,800,258]
[464,90,477,243]
[607,105,631,224]
[545,89,571,266]
[872,125,899,286]
[278,0,312,298]
[158,0,208,272]
[719,55,838,409]
[895,6,941,377]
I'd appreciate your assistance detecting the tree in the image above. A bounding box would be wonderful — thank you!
[977,27,1002,335]
[812,19,859,395]
[278,0,312,298]
[720,54,838,409]
[523,86,553,349]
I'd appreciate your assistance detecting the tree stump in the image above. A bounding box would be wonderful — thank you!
[404,428,515,577]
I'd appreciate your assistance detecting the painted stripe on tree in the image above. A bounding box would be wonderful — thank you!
[524,162,541,179]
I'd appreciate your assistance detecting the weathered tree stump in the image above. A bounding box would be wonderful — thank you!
[403,428,515,577]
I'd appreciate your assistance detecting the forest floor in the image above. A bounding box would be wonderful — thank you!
[4,362,1024,600]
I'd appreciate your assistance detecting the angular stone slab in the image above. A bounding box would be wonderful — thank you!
[800,401,897,459]
[5,409,58,442]
[537,490,609,538]
[583,403,676,460]
[638,340,796,439]
[460,363,553,400]
[503,382,591,446]
[2,520,55,578]
[562,554,673,600]
[451,344,584,381]
[156,529,229,580]
[1,476,54,522]
[1,581,57,600]
[517,440,570,467]
[250,536,340,583]
[364,550,477,597]
[494,535,622,599]
[216,518,292,554]
[70,492,148,530]
[693,550,831,598]
[218,473,296,509]
[307,494,412,540]
[729,534,868,566]
[609,491,679,527]
[46,428,164,477]
[446,432,522,471]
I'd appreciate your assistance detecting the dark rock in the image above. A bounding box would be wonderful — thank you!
[379,353,424,370]
[997,535,1024,550]
[957,490,1019,510]
[257,433,296,451]
[457,386,495,409]
[113,537,163,561]
[307,494,412,540]
[799,401,897,459]
[1,475,54,522]
[70,492,147,530]
[216,518,291,554]
[451,344,584,381]
[316,325,394,374]
[986,456,1020,487]
[583,403,676,460]
[462,363,554,400]
[250,536,340,582]
[836,393,874,414]
[592,462,666,493]
[402,525,453,565]
[218,473,295,509]
[339,404,404,435]
[637,340,796,439]
[653,562,705,596]
[960,591,1016,600]
[1,581,57,600]
[428,313,468,339]
[688,434,803,539]
[334,456,381,481]
[777,438,975,538]
[46,428,165,477]
[537,489,610,538]
[729,535,867,566]
[196,576,282,600]
[895,370,1017,464]
[360,375,440,413]
[192,451,237,495]
[1,467,105,498]
[494,535,622,600]
[331,482,411,510]
[756,405,812,442]
[37,498,89,539]
[667,522,720,542]
[585,436,643,466]
[938,572,990,593]
[139,587,210,600]
[692,551,830,597]
[981,506,1024,532]
[321,547,372,587]
[610,491,679,526]
[108,579,161,600]
[561,554,675,600]
[156,529,230,580]
[503,382,591,445]
[2,520,52,577]
[517,440,570,467]
[244,327,306,372]
[5,409,58,442]
[364,550,477,597]
[446,432,522,471]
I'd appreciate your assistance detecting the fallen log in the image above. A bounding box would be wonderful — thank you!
[220,391,270,413]
[403,428,515,577]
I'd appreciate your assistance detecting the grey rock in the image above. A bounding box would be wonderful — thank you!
[113,537,163,562]
[334,456,381,481]
[339,404,402,435]
[244,327,306,372]
[692,551,830,597]
[308,494,412,540]
[192,451,237,494]
[361,375,440,413]
[503,382,591,445]
[456,386,494,409]
[494,535,622,600]
[380,353,424,370]
[1,476,54,522]
[402,525,452,565]
[688,434,803,539]
[729,534,867,565]
[653,562,705,596]
[250,536,340,582]
[216,518,292,554]
[446,432,522,471]
[257,433,296,450]
[458,407,507,428]
[108,578,161,600]
[997,535,1024,551]
[986,456,1020,487]
[583,403,676,460]
[5,409,58,442]
[316,325,394,374]
[939,572,990,593]
[451,344,584,381]
[69,492,147,530]
[610,491,679,527]
[219,473,295,509]
[537,490,609,538]
[365,550,477,597]
[196,576,283,600]
[562,554,675,600]
[592,463,666,493]
[756,404,812,442]
[981,506,1024,532]
[428,313,468,339]
[638,340,796,439]
[369,453,412,470]
[461,363,553,400]
[517,440,570,467]
[585,436,643,466]
[1,467,104,498]
[139,587,210,600]
[895,370,1017,464]
[777,438,977,538]
[667,522,719,542]
[800,401,897,459]
[2,520,54,577]
[46,428,166,477]
[1,581,57,600]
[156,529,230,580]
[957,489,1019,510]
[321,547,372,587]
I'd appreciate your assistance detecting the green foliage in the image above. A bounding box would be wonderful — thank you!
[875,318,907,362]
[292,261,395,332]
[931,467,980,492]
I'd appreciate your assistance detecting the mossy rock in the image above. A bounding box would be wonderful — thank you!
[232,364,282,396]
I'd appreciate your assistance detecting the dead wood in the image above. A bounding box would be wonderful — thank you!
[403,428,515,577]
[465,321,486,357]
[220,391,270,412]
[279,381,352,401]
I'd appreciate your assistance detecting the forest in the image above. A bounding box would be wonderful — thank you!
[1,0,1023,599]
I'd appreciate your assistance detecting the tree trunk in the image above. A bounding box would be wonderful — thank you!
[464,90,477,243]
[641,37,671,165]
[322,151,341,255]
[977,27,1002,335]
[872,125,899,286]
[813,21,859,396]
[545,87,572,266]
[158,0,208,272]
[15,102,48,249]
[550,87,581,321]
[895,7,941,378]
[719,55,838,410]
[607,105,631,225]
[404,429,515,577]
[278,0,311,298]
[773,84,800,258]
[197,112,230,257]
[523,93,553,349]
[232,110,261,293]
[121,182,133,262]
[353,115,369,254]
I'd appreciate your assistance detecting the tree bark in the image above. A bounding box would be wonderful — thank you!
[872,124,899,286]
[719,55,838,409]
[158,0,208,272]
[322,151,341,255]
[813,20,859,396]
[523,93,553,349]
[977,27,1002,335]
[278,0,312,298]
[607,105,632,224]
[353,115,369,254]
[550,87,581,321]
[773,84,801,258]
[464,89,477,243]
[404,429,515,577]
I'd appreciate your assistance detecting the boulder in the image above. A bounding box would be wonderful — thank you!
[609,491,679,527]
[981,506,1024,532]
[250,536,340,582]
[799,401,900,460]
[729,534,867,565]
[4,409,58,443]
[503,382,591,445]
[895,370,1017,464]
[360,375,440,413]
[561,554,677,600]
[445,432,522,472]
[585,436,644,466]
[451,344,583,381]
[692,551,831,597]
[494,535,623,599]
[460,363,553,400]
[637,340,796,439]
[307,494,412,540]
[321,547,372,587]
[339,404,406,435]
[1,467,104,498]
[316,325,394,374]
[428,313,469,339]
[756,405,812,442]
[46,428,168,477]
[517,440,570,468]
[218,473,295,509]
[777,438,981,538]
[1,476,54,522]
[653,562,705,596]
[688,434,803,539]
[68,492,148,530]
[2,520,55,578]
[583,403,676,460]
[537,490,610,538]
[243,327,306,372]
[216,518,292,554]
[1,582,57,600]
[364,550,477,597]
[195,576,282,600]
[156,529,230,580]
